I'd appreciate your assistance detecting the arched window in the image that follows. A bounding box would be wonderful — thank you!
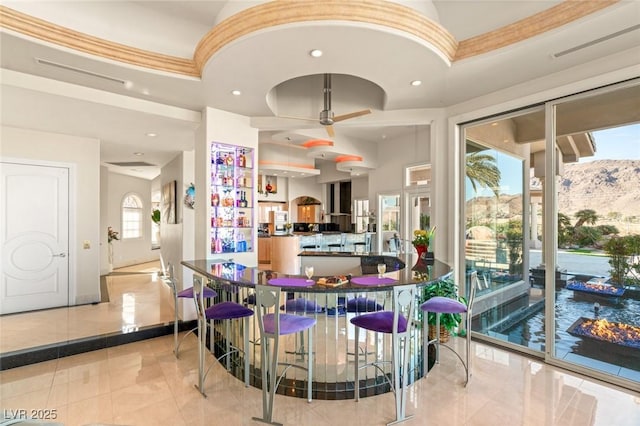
[122,194,143,239]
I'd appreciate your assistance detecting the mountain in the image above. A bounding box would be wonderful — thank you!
[558,160,640,220]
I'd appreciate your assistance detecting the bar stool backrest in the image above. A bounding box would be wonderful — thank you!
[254,284,281,337]
[393,284,417,336]
[192,274,207,324]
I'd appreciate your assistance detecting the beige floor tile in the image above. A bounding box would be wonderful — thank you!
[52,393,114,426]
[113,396,186,426]
[110,376,174,417]
[48,371,111,407]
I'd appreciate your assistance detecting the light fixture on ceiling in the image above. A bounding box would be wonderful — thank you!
[145,132,157,137]
[410,80,422,86]
[133,152,144,156]
[309,49,323,58]
[231,89,242,96]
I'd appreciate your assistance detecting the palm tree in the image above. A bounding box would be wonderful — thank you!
[558,212,573,247]
[574,209,598,228]
[466,152,501,197]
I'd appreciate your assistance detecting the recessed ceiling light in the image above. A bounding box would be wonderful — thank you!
[146,132,157,137]
[133,152,144,156]
[491,122,499,126]
[231,90,241,96]
[309,49,323,58]
[410,80,422,86]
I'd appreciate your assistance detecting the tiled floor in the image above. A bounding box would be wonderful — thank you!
[1,333,640,425]
[0,261,173,354]
[1,262,639,425]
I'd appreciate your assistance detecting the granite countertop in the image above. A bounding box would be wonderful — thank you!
[181,254,450,293]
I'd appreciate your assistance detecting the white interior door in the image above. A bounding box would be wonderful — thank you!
[1,162,69,314]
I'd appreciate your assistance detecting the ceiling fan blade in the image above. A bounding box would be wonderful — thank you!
[325,125,335,137]
[277,115,318,122]
[333,109,372,122]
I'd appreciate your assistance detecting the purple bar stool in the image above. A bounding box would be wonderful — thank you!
[350,284,417,426]
[420,271,477,386]
[252,284,317,426]
[192,274,254,397]
[163,264,216,358]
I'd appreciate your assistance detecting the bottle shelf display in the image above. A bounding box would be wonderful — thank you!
[210,142,253,254]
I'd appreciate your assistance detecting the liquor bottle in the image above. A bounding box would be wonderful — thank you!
[226,152,234,165]
[238,149,246,167]
[241,191,248,208]
[214,237,222,253]
[237,232,246,252]
[211,192,220,207]
[216,152,224,164]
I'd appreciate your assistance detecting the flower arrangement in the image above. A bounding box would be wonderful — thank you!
[412,226,436,247]
[107,226,120,243]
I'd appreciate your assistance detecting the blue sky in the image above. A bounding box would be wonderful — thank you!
[582,123,640,162]
[466,123,640,198]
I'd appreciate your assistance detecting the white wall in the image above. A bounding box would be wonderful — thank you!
[195,107,259,266]
[368,125,431,204]
[256,175,288,203]
[159,151,197,320]
[106,171,159,268]
[288,176,325,221]
[1,126,101,305]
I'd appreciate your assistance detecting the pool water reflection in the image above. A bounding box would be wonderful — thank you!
[503,287,640,371]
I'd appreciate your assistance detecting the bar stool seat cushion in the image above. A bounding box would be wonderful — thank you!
[346,297,383,313]
[350,311,408,333]
[264,313,317,335]
[205,301,254,320]
[178,286,217,299]
[421,296,467,314]
[281,298,323,313]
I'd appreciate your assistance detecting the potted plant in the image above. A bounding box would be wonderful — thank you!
[151,208,161,225]
[421,275,466,342]
[412,226,436,258]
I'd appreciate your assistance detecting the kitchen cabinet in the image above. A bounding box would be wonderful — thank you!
[297,205,317,223]
[258,237,271,264]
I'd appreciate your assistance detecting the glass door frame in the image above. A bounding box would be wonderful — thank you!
[377,192,401,254]
[544,79,640,389]
[456,105,544,357]
[403,188,431,256]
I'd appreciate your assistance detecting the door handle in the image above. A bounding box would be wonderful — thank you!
[53,253,66,258]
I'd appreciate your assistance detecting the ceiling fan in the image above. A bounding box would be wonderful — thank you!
[282,74,371,137]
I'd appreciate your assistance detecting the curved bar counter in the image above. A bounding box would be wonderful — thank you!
[182,252,451,400]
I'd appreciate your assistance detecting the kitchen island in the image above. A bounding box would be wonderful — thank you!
[181,253,451,400]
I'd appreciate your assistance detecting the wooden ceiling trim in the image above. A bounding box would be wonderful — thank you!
[455,0,620,61]
[194,0,458,71]
[0,6,198,77]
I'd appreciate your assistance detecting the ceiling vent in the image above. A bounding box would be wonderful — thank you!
[552,24,640,58]
[106,161,157,167]
[35,58,127,85]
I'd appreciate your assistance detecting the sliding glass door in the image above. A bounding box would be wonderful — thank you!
[461,107,540,355]
[460,79,640,389]
[548,82,640,386]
